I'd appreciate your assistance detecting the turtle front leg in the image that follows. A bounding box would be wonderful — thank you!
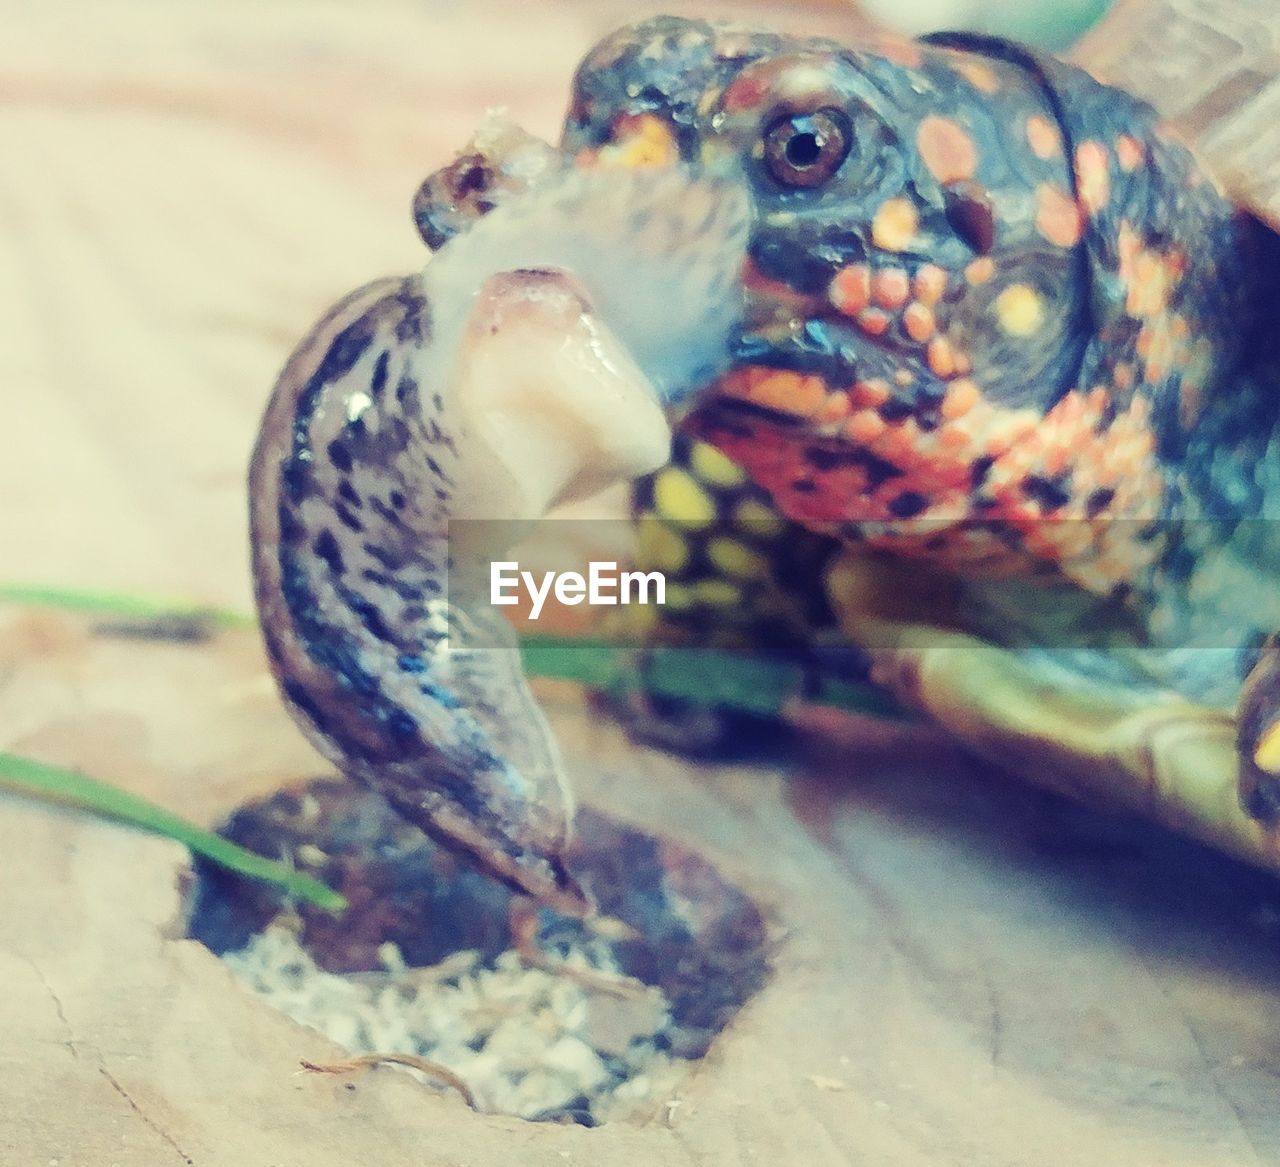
[607,430,843,756]
[825,550,1280,873]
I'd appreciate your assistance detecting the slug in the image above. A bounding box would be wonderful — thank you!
[249,117,751,909]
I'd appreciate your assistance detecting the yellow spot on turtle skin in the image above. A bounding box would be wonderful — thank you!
[622,599,660,641]
[1254,722,1280,775]
[871,198,919,252]
[733,498,786,538]
[995,284,1045,337]
[707,537,768,580]
[653,468,716,529]
[662,582,695,611]
[692,579,744,608]
[689,441,747,488]
[635,517,690,573]
[592,113,679,170]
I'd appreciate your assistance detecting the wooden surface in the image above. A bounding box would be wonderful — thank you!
[4,3,1280,1165]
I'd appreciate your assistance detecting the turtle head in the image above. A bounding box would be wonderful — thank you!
[562,19,1255,591]
[417,18,1254,584]
[562,20,1092,426]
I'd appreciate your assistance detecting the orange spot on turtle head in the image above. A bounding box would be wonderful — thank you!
[857,308,893,336]
[1035,184,1083,248]
[1115,134,1145,173]
[829,264,871,316]
[868,35,925,68]
[916,116,978,185]
[851,378,891,408]
[941,378,980,419]
[964,256,995,285]
[903,302,936,342]
[722,72,771,113]
[1025,116,1062,160]
[872,268,911,309]
[1075,141,1112,215]
[912,264,947,305]
[845,411,888,444]
[740,369,829,418]
[816,393,853,425]
[927,336,958,378]
[591,113,680,170]
[1126,250,1172,316]
[951,56,1000,93]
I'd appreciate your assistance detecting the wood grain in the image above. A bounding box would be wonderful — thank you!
[3,3,1280,1165]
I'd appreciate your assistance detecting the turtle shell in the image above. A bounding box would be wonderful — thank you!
[1071,0,1280,227]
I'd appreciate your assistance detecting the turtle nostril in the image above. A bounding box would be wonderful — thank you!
[943,182,996,255]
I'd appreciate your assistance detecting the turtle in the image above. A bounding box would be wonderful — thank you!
[250,5,1280,909]
[547,8,1280,869]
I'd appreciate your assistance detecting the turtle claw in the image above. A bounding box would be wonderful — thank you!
[1237,634,1280,822]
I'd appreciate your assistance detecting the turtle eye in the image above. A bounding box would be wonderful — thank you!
[762,108,853,188]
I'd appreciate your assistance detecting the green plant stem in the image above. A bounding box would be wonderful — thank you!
[0,753,347,914]
[520,635,903,720]
[0,584,254,630]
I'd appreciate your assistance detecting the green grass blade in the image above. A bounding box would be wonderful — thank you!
[0,752,347,914]
[519,633,904,720]
[0,584,254,630]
